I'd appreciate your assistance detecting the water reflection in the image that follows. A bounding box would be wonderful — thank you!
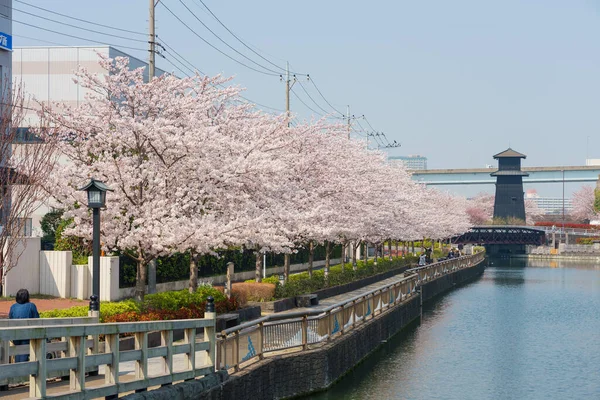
[305,258,600,400]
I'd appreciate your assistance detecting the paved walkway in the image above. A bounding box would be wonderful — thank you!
[0,298,88,318]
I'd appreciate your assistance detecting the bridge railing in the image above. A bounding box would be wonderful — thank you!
[216,252,485,372]
[406,252,485,284]
[0,313,216,399]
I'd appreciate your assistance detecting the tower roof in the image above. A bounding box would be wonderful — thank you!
[493,148,526,159]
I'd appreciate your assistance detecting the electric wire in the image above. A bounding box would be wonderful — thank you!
[290,88,324,117]
[308,77,345,116]
[11,6,148,43]
[14,34,67,47]
[159,2,280,76]
[296,78,331,116]
[15,0,147,36]
[4,16,147,52]
[192,0,307,76]
[177,0,284,76]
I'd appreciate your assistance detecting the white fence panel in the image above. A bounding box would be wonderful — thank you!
[39,251,72,297]
[3,238,41,296]
[70,264,91,300]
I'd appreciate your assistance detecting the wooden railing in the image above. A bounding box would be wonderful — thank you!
[0,305,216,399]
[216,252,485,372]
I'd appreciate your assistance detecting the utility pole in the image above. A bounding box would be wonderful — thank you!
[285,62,290,124]
[149,0,156,80]
[347,105,351,139]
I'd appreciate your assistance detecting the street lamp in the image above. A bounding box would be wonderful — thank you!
[78,178,113,315]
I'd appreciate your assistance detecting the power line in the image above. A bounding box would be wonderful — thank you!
[308,77,345,116]
[290,88,324,117]
[158,38,284,112]
[159,2,280,76]
[177,0,284,76]
[11,6,147,43]
[14,34,67,47]
[5,17,147,52]
[14,0,147,36]
[296,78,331,116]
[192,0,307,76]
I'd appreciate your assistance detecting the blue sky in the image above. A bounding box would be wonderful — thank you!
[12,0,600,197]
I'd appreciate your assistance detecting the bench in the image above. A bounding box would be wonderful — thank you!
[296,294,319,308]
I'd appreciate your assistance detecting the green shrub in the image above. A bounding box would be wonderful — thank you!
[54,218,92,263]
[40,299,140,323]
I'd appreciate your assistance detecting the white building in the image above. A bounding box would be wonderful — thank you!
[13,46,165,236]
[388,155,428,170]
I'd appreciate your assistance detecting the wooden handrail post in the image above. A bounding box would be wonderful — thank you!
[205,296,217,371]
[29,338,46,398]
[69,336,86,392]
[352,300,357,328]
[161,330,174,379]
[105,333,120,399]
[134,332,148,392]
[184,328,196,378]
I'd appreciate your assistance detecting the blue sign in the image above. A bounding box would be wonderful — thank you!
[0,32,12,51]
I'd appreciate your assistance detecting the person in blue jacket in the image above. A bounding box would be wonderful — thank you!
[8,289,39,363]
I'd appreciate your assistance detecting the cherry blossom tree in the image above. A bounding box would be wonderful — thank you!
[466,192,494,225]
[571,185,597,222]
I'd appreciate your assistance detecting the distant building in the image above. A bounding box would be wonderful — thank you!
[586,159,600,166]
[525,189,573,215]
[388,155,427,170]
[13,46,165,235]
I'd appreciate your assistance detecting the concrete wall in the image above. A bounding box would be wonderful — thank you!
[3,237,40,296]
[189,259,486,400]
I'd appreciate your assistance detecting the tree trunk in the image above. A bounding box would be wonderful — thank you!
[255,249,262,283]
[395,241,399,260]
[284,253,290,283]
[352,241,358,271]
[134,258,147,302]
[189,251,198,293]
[324,241,331,287]
[308,241,314,278]
[364,242,368,266]
[374,243,378,266]
[340,242,345,272]
[411,241,415,255]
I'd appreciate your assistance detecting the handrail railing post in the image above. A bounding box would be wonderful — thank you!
[69,335,86,393]
[184,327,196,378]
[326,310,332,341]
[134,332,148,392]
[161,329,174,381]
[302,316,308,350]
[105,333,119,399]
[204,296,217,371]
[29,338,46,398]
[352,300,357,328]
[258,322,265,360]
[233,331,240,372]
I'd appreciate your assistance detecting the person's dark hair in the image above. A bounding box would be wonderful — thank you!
[15,289,30,304]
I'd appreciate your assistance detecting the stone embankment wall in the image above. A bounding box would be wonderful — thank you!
[136,258,486,400]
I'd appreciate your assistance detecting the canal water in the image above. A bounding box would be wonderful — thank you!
[306,257,600,400]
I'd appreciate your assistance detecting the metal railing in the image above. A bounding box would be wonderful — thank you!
[216,252,485,372]
[0,313,216,399]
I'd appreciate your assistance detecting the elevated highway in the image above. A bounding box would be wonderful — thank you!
[411,166,600,185]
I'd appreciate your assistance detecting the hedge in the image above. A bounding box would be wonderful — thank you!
[252,255,417,299]
[118,244,343,288]
[40,287,237,323]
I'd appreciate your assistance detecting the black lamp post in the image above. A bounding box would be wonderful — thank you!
[78,178,113,313]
